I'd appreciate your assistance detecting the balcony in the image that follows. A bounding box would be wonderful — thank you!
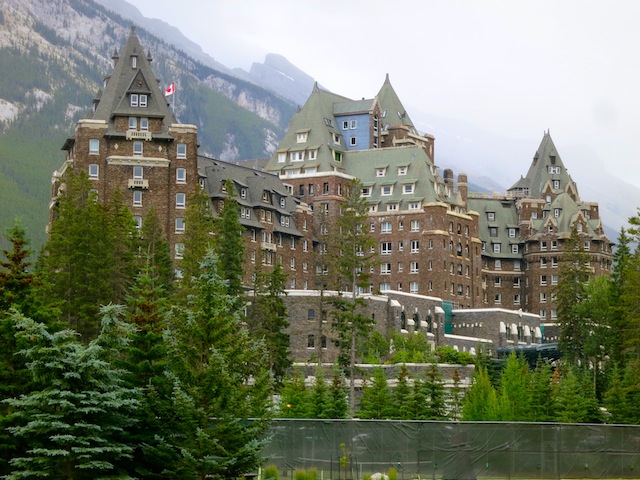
[126,130,152,141]
[128,179,149,189]
[261,241,277,252]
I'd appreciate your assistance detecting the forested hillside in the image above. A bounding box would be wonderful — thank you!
[0,0,297,250]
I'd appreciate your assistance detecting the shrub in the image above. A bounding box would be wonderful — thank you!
[264,465,279,480]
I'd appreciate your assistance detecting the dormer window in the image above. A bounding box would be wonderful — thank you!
[376,167,386,177]
[402,183,415,194]
[308,149,317,160]
[241,188,247,199]
[487,212,495,221]
[290,151,304,162]
[130,94,138,107]
[553,180,560,189]
[342,120,349,130]
[278,152,286,163]
[139,94,147,107]
[361,187,371,197]
[548,166,561,174]
[262,191,270,203]
[296,132,308,143]
[398,166,407,175]
[131,55,137,68]
[280,197,286,208]
[333,133,340,145]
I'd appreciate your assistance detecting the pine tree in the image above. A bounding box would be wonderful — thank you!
[392,364,413,419]
[603,364,629,424]
[496,352,531,421]
[330,179,377,415]
[325,365,349,419]
[215,180,245,299]
[278,369,310,418]
[423,363,448,420]
[139,206,174,291]
[529,360,555,421]
[4,307,140,478]
[462,366,499,421]
[408,375,429,420]
[555,227,592,365]
[308,368,331,418]
[165,249,273,477]
[178,184,215,295]
[246,262,291,385]
[553,367,590,423]
[0,219,33,313]
[357,368,392,419]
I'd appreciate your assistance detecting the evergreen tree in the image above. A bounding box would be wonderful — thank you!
[555,227,592,365]
[4,307,140,478]
[178,185,215,295]
[553,366,601,423]
[408,375,430,420]
[423,363,448,420]
[609,228,632,364]
[496,353,531,421]
[139,206,174,290]
[325,365,349,419]
[392,364,413,419]
[529,360,555,421]
[308,368,331,418]
[330,178,377,415]
[462,366,499,421]
[215,180,245,300]
[246,262,291,385]
[603,364,629,424]
[0,219,33,313]
[278,369,310,418]
[165,250,273,478]
[620,359,640,424]
[357,368,392,419]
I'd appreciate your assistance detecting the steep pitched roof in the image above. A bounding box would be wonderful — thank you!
[266,83,350,174]
[376,74,415,132]
[93,27,175,130]
[508,131,579,200]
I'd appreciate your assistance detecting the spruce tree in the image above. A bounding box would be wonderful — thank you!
[278,369,310,418]
[325,365,349,419]
[0,219,33,313]
[461,366,499,421]
[555,227,592,365]
[529,360,555,421]
[4,307,140,478]
[392,364,413,419]
[357,368,392,419]
[423,363,448,420]
[215,180,245,300]
[165,249,273,477]
[139,207,174,291]
[308,368,331,418]
[496,352,531,421]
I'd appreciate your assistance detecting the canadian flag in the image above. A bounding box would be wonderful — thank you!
[164,82,175,96]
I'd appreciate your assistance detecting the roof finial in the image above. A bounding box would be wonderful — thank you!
[385,73,390,84]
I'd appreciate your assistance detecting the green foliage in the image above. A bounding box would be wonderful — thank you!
[389,332,432,363]
[264,465,279,480]
[357,368,393,419]
[4,307,140,478]
[435,345,475,365]
[388,467,398,480]
[496,353,531,421]
[139,207,174,291]
[462,366,499,421]
[529,360,555,421]
[391,364,413,419]
[215,180,245,300]
[0,219,33,313]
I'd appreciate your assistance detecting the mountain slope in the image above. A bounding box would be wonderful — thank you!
[0,0,297,250]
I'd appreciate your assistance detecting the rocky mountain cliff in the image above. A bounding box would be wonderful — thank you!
[0,0,299,249]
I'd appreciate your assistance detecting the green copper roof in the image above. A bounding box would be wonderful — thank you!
[377,74,415,132]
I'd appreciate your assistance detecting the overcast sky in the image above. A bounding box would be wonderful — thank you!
[128,0,640,189]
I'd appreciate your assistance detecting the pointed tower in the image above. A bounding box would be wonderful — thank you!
[52,26,198,257]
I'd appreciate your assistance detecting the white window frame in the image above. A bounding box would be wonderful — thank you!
[133,190,142,207]
[133,165,143,179]
[176,168,186,184]
[130,94,138,107]
[380,263,392,275]
[411,240,419,253]
[177,143,187,159]
[410,261,419,274]
[176,192,186,209]
[381,221,392,234]
[89,164,99,179]
[403,183,415,194]
[381,242,392,255]
[175,217,185,233]
[133,141,143,156]
[381,185,393,196]
[89,138,99,154]
[410,220,420,232]
[140,117,149,131]
[410,282,419,294]
[139,94,147,107]
[128,117,137,130]
[493,243,501,253]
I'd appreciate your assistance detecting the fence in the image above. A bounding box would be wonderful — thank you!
[262,419,640,479]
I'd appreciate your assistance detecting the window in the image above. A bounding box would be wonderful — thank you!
[410,261,419,274]
[494,276,502,287]
[342,120,349,130]
[552,257,558,267]
[290,257,296,270]
[308,149,317,160]
[139,94,147,107]
[398,166,407,175]
[408,201,420,210]
[403,183,415,194]
[130,94,138,107]
[175,217,185,233]
[514,259,521,271]
[410,282,419,293]
[540,309,547,319]
[584,241,590,250]
[140,117,148,130]
[511,244,519,254]
[133,190,142,207]
[350,119,357,129]
[240,207,251,219]
[361,186,371,197]
[131,55,137,68]
[381,242,392,255]
[398,241,404,252]
[177,143,187,159]
[508,228,516,238]
[380,263,391,275]
[551,240,558,250]
[176,193,186,209]
[411,240,419,253]
[89,164,99,179]
[551,309,557,320]
[495,293,501,304]
[541,241,548,251]
[540,292,547,303]
[291,151,304,162]
[89,138,99,154]
[332,133,340,144]
[541,258,547,268]
[554,208,561,218]
[278,152,286,163]
[296,132,308,143]
[129,117,137,130]
[487,212,495,221]
[133,141,143,156]
[381,221,392,233]
[514,294,521,305]
[280,216,290,227]
[175,243,184,259]
[553,179,560,189]
[131,165,143,179]
[376,167,386,177]
[493,243,501,253]
[133,215,142,229]
[350,137,356,146]
[410,220,420,232]
[175,168,186,184]
[551,274,559,285]
[387,203,398,211]
[495,259,502,270]
[323,182,329,194]
[380,283,391,292]
[513,277,521,288]
[540,275,547,286]
[548,166,561,174]
[307,334,315,349]
[397,262,403,273]
[381,185,393,196]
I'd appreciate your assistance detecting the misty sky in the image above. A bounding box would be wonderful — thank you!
[128,0,640,189]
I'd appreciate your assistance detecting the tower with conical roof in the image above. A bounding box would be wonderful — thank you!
[52,27,198,257]
[470,131,613,339]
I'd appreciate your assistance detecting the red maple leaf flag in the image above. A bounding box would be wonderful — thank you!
[164,82,175,96]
